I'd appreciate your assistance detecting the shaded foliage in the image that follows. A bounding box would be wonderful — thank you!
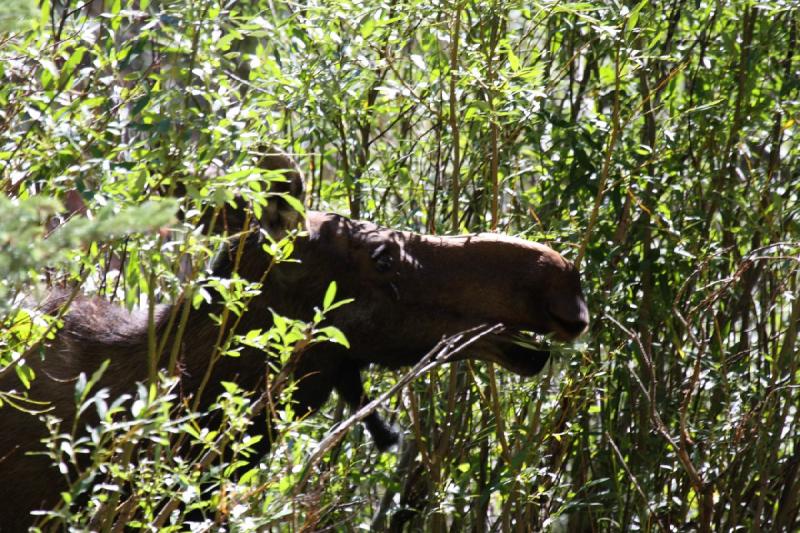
[1,0,798,531]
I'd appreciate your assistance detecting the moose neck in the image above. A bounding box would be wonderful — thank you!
[169,232,279,401]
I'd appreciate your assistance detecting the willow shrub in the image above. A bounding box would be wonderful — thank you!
[1,0,798,531]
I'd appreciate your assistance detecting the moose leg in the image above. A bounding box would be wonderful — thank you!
[291,352,340,417]
[335,361,399,451]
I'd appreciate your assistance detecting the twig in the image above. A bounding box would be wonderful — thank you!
[606,431,669,532]
[295,323,504,490]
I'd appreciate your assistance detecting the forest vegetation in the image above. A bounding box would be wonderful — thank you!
[0,0,798,531]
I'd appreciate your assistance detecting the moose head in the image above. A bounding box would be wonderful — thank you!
[0,148,588,528]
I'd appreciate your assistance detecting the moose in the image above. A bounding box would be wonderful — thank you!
[0,150,588,529]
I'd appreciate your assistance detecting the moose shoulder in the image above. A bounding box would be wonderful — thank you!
[0,151,589,528]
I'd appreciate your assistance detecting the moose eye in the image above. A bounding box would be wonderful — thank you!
[370,243,394,274]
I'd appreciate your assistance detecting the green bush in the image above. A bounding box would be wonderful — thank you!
[1,0,798,531]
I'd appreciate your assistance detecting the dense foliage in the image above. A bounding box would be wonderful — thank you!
[1,0,798,530]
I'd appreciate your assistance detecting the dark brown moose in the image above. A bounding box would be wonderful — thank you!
[0,151,588,529]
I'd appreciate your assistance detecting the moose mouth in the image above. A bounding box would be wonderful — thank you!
[468,305,588,376]
[472,330,553,377]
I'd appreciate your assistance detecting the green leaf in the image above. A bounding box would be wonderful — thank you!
[14,364,34,389]
[323,297,354,313]
[507,47,520,71]
[323,281,337,310]
[59,46,86,87]
[625,0,648,35]
[316,326,350,349]
[277,192,305,217]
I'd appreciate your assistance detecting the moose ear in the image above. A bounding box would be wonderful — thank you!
[192,147,305,238]
[253,146,305,238]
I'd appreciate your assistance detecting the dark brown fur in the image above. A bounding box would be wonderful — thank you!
[0,154,589,529]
